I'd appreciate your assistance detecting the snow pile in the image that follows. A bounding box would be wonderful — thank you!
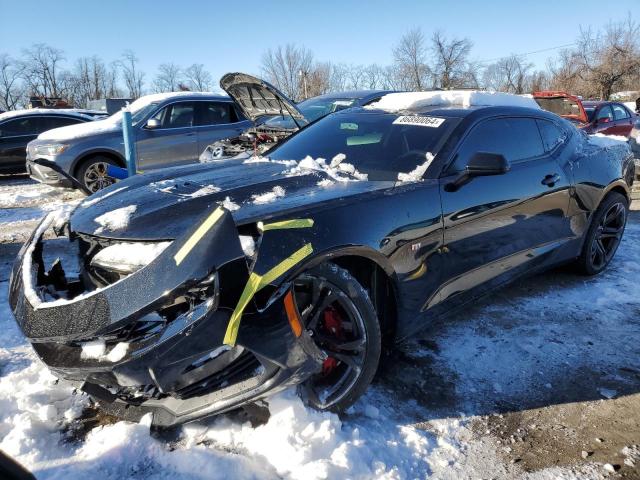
[397,152,435,183]
[0,108,94,122]
[588,133,630,149]
[37,118,120,141]
[0,341,89,468]
[90,241,171,271]
[367,90,541,112]
[221,196,240,211]
[239,235,256,257]
[94,205,137,234]
[80,340,129,363]
[189,185,221,198]
[243,155,297,167]
[287,154,368,182]
[181,389,434,479]
[252,186,286,204]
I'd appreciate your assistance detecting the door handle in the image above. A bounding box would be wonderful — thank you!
[541,173,560,187]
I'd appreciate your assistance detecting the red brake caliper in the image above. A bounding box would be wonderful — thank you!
[321,306,344,375]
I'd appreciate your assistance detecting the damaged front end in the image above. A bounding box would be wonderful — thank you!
[8,206,324,427]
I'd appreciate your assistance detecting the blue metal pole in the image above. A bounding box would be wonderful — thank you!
[122,109,137,177]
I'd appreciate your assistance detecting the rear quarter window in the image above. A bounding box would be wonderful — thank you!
[536,119,567,152]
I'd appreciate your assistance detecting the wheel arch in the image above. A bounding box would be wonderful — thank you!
[602,181,631,205]
[71,149,126,178]
[295,246,400,347]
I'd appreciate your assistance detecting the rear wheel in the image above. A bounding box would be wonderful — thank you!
[575,191,628,275]
[76,156,118,193]
[293,263,381,412]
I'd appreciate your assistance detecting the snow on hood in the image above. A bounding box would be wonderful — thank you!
[37,117,120,141]
[366,90,541,112]
[69,158,392,240]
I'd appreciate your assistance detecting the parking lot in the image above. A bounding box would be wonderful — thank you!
[0,175,638,479]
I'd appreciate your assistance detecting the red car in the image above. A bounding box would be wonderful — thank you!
[533,91,636,138]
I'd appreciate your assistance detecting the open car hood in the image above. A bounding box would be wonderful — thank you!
[532,91,589,124]
[220,72,306,123]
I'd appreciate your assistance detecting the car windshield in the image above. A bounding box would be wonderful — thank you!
[299,97,357,121]
[267,112,453,181]
[584,107,596,122]
[263,97,358,130]
[104,102,159,126]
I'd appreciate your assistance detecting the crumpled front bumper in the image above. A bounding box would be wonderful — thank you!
[8,208,323,426]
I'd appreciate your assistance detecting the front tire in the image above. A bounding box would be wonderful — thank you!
[76,156,118,193]
[293,263,381,412]
[575,191,628,275]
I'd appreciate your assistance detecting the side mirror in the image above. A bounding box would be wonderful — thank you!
[145,118,161,130]
[445,152,510,192]
[598,117,611,124]
[466,152,510,176]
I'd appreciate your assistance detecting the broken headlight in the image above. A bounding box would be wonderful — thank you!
[90,241,171,275]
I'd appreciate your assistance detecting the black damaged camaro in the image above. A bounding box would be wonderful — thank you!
[9,90,634,426]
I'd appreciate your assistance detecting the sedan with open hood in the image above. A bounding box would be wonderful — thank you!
[9,91,634,426]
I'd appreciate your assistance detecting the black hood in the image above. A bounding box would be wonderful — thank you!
[220,73,306,123]
[69,159,393,241]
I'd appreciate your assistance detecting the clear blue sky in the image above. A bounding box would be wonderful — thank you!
[0,0,637,88]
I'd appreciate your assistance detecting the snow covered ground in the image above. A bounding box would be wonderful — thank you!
[0,177,639,479]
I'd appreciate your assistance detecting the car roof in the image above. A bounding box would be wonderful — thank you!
[349,104,559,122]
[581,100,627,108]
[142,92,231,104]
[306,90,394,102]
[0,108,94,122]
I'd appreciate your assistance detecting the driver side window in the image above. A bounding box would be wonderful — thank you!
[151,102,194,129]
[452,117,544,172]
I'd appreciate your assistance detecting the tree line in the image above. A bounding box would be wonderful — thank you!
[1,17,638,111]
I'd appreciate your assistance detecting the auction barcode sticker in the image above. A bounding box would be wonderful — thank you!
[393,115,445,128]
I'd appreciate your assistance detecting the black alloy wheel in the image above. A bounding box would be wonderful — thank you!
[576,191,628,275]
[293,263,381,412]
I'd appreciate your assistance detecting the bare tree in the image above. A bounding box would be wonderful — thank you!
[261,44,314,100]
[184,63,212,91]
[362,64,385,89]
[393,28,431,90]
[574,17,640,99]
[547,48,582,93]
[0,54,25,110]
[328,63,350,92]
[483,55,534,93]
[431,31,475,89]
[118,50,144,99]
[153,63,182,93]
[21,44,66,97]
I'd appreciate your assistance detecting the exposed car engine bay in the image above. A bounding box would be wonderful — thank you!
[200,124,297,161]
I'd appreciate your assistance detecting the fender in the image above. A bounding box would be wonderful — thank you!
[601,178,631,204]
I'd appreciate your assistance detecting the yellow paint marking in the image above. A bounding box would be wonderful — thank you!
[223,243,314,346]
[173,207,224,265]
[406,263,427,281]
[258,218,314,232]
